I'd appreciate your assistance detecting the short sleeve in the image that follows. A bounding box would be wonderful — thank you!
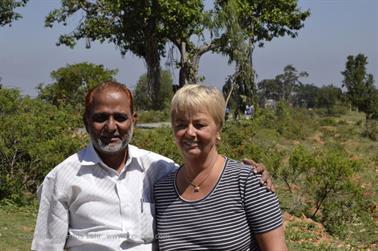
[243,171,283,234]
[32,173,69,251]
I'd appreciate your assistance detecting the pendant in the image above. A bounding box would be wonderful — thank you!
[193,186,200,192]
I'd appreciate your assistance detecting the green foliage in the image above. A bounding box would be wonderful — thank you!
[320,182,376,244]
[0,87,84,205]
[304,148,357,218]
[45,0,309,97]
[37,62,117,113]
[0,103,376,249]
[319,117,337,126]
[283,146,313,193]
[316,85,344,113]
[275,64,309,102]
[0,0,28,26]
[45,0,203,106]
[132,127,181,164]
[342,54,378,121]
[362,118,378,141]
[136,110,170,123]
[134,70,173,111]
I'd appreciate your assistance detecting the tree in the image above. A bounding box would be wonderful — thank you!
[134,70,173,111]
[37,62,117,113]
[342,54,377,123]
[45,0,309,109]
[173,0,309,87]
[45,0,202,110]
[0,0,28,26]
[275,64,308,102]
[257,65,308,104]
[0,87,83,204]
[257,78,281,101]
[316,85,343,112]
[292,83,319,108]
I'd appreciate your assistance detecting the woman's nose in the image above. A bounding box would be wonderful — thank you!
[186,124,196,137]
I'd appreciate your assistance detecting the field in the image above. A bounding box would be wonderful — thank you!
[0,108,377,250]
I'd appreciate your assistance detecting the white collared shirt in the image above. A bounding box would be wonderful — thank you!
[32,144,177,251]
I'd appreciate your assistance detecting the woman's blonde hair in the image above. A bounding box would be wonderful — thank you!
[171,84,226,129]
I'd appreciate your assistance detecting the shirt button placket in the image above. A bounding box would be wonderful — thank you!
[115,181,127,233]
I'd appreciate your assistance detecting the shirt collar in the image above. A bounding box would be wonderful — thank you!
[79,143,145,172]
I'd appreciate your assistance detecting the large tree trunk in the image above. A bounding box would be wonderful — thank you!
[177,41,202,87]
[144,5,161,110]
[145,48,161,109]
[178,41,190,87]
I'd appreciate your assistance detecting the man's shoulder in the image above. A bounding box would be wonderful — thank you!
[46,148,85,178]
[129,145,178,178]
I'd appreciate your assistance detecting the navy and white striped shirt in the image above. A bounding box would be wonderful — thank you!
[154,158,283,251]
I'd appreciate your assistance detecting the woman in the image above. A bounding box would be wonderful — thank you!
[154,84,287,250]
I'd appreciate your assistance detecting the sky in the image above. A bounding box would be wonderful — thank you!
[0,0,377,97]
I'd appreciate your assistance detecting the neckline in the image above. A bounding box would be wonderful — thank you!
[174,157,228,203]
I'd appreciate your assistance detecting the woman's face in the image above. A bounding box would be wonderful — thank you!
[172,110,220,159]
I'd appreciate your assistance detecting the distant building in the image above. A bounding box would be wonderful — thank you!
[264,99,277,109]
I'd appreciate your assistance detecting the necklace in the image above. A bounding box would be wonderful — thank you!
[181,154,219,193]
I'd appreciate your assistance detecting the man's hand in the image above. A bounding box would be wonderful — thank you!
[243,159,275,192]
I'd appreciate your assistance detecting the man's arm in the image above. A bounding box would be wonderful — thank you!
[243,159,275,192]
[32,175,69,251]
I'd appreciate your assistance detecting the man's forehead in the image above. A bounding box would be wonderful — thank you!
[89,90,131,110]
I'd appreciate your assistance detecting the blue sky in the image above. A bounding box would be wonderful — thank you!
[0,0,377,97]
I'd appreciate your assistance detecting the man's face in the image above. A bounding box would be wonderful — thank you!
[86,87,136,155]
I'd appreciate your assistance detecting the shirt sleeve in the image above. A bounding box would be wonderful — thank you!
[31,173,69,251]
[243,170,283,234]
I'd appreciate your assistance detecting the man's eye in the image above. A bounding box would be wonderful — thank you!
[114,114,128,122]
[92,114,108,122]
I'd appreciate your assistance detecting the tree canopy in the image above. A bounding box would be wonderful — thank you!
[37,62,117,113]
[342,54,378,121]
[134,69,173,111]
[45,0,309,110]
[0,0,28,26]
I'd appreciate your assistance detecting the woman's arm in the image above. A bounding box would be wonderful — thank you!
[255,226,287,251]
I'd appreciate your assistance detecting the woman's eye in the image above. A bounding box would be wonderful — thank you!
[195,123,206,129]
[174,123,186,130]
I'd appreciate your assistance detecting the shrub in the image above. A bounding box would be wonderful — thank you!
[0,90,83,205]
[136,109,170,123]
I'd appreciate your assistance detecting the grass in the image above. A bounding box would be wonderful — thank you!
[0,207,36,251]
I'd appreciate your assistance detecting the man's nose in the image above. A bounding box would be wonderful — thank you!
[105,117,117,131]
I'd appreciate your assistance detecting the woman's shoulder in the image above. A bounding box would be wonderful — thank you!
[154,169,177,188]
[224,157,256,174]
[224,157,262,183]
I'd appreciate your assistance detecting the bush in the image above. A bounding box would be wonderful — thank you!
[136,109,170,123]
[0,90,84,205]
[362,119,378,141]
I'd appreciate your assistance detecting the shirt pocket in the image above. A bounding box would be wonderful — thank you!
[137,202,156,243]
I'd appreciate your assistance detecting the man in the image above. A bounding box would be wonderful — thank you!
[32,81,271,251]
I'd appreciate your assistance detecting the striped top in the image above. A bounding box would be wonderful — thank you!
[154,158,283,251]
